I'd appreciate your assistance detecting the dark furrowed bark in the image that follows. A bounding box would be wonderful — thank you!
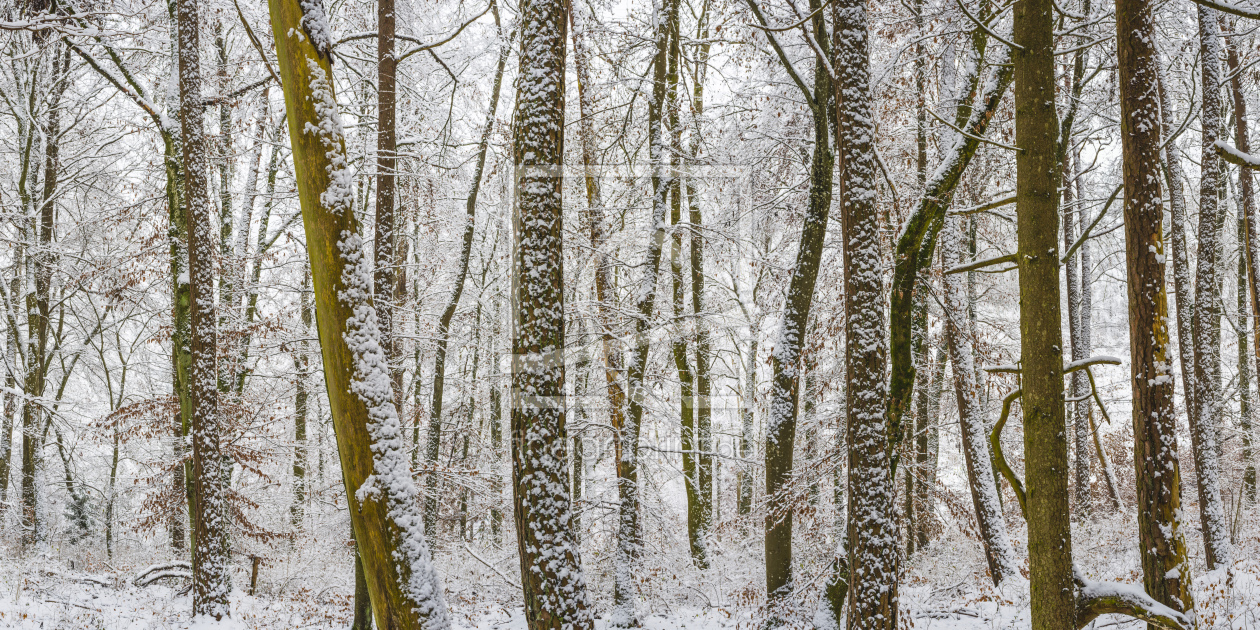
[834,0,897,628]
[508,0,594,626]
[1117,0,1196,617]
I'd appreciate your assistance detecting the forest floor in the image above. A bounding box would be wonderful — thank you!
[0,511,1256,629]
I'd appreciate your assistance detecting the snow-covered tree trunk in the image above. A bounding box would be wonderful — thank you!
[177,0,230,616]
[1116,0,1196,612]
[612,0,680,621]
[1224,16,1259,503]
[942,216,1018,585]
[507,0,594,625]
[1156,65,1197,452]
[888,24,1015,451]
[266,0,451,625]
[760,0,833,615]
[1191,6,1235,571]
[685,1,714,567]
[1064,149,1091,519]
[834,0,896,628]
[291,269,311,527]
[1014,1,1074,629]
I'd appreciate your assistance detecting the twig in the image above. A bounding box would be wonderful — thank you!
[463,543,521,590]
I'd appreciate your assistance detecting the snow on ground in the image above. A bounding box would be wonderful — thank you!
[0,510,1256,629]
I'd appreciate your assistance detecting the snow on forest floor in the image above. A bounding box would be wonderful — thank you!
[0,512,1257,629]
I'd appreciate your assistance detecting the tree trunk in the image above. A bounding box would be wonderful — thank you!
[1191,6,1235,571]
[688,0,714,569]
[176,0,230,616]
[1015,0,1075,628]
[375,0,398,407]
[1064,149,1091,519]
[267,0,451,625]
[833,1,897,629]
[508,0,594,626]
[570,0,629,543]
[351,528,373,630]
[1116,0,1197,614]
[291,269,311,528]
[1223,16,1259,504]
[942,216,1019,585]
[666,15,705,567]
[762,1,833,618]
[611,0,679,620]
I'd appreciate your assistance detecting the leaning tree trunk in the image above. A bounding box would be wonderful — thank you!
[1116,0,1197,614]
[1014,2,1075,630]
[508,0,595,626]
[942,216,1019,585]
[176,0,230,617]
[1191,6,1235,571]
[834,0,897,628]
[764,0,833,617]
[267,0,451,626]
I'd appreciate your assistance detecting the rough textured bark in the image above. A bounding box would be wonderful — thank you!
[177,0,230,615]
[1064,151,1091,519]
[291,270,311,527]
[833,1,896,628]
[267,0,451,625]
[942,217,1018,585]
[375,0,399,414]
[1191,6,1235,570]
[508,0,594,626]
[1014,1,1074,629]
[1116,0,1196,615]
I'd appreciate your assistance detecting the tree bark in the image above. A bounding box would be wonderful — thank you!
[1014,1,1075,629]
[178,0,230,615]
[1116,0,1197,616]
[833,1,896,628]
[687,0,714,569]
[508,0,594,626]
[1191,6,1235,570]
[266,0,451,625]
